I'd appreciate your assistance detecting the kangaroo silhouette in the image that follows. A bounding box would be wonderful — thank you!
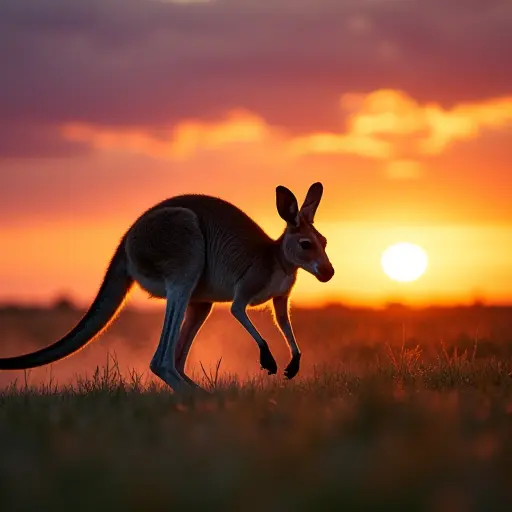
[0,183,334,392]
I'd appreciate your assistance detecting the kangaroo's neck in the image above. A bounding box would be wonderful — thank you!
[273,233,297,276]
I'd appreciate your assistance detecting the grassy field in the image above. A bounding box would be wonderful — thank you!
[1,304,512,510]
[2,351,512,510]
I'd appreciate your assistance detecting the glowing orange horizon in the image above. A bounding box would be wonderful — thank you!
[1,87,511,309]
[0,218,510,309]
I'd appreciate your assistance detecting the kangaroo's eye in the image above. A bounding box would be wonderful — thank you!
[299,239,313,250]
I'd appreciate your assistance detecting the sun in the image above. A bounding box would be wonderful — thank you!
[381,242,428,282]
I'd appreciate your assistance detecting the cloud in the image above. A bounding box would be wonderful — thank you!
[287,132,393,160]
[61,110,276,160]
[57,87,512,180]
[58,87,512,181]
[289,89,512,178]
[0,0,511,143]
[384,160,424,180]
[335,89,512,155]
[419,97,512,154]
[0,122,89,160]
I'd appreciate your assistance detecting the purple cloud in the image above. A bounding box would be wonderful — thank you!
[0,0,510,141]
[0,122,89,159]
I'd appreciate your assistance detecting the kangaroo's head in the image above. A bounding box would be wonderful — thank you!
[276,182,335,283]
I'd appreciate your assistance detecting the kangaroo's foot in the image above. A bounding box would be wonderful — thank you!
[284,353,301,380]
[176,367,211,393]
[259,342,278,375]
[150,363,192,393]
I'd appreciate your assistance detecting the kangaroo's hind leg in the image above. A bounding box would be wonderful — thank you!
[150,284,199,392]
[175,302,213,387]
[125,206,205,393]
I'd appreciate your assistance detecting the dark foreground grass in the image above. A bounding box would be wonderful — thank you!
[2,350,512,511]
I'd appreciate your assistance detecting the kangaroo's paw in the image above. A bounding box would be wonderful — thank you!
[259,343,278,375]
[284,353,301,380]
[180,372,213,395]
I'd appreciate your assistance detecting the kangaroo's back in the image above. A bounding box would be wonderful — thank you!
[164,194,268,236]
[144,194,277,301]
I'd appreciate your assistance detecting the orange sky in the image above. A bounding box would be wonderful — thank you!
[0,0,511,308]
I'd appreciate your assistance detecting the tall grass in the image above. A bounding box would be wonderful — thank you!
[2,321,512,510]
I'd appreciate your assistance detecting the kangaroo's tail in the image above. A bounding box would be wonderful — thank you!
[0,237,134,370]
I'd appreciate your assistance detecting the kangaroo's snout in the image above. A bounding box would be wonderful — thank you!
[314,263,335,283]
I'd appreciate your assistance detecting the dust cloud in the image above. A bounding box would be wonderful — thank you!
[1,300,511,389]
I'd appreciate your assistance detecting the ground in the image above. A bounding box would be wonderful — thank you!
[1,304,512,510]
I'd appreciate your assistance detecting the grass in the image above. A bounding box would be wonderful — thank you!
[2,346,512,511]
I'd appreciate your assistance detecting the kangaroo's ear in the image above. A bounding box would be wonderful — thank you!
[276,185,299,227]
[299,182,323,223]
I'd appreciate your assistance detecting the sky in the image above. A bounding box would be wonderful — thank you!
[0,0,511,308]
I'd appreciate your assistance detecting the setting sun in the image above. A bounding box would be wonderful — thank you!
[381,243,429,283]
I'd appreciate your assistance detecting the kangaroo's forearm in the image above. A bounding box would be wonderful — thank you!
[273,295,302,379]
[230,300,278,375]
[230,301,266,347]
[273,296,301,356]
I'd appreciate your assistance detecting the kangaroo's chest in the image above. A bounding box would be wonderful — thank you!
[249,272,297,306]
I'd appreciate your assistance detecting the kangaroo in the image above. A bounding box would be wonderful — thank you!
[0,182,334,392]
